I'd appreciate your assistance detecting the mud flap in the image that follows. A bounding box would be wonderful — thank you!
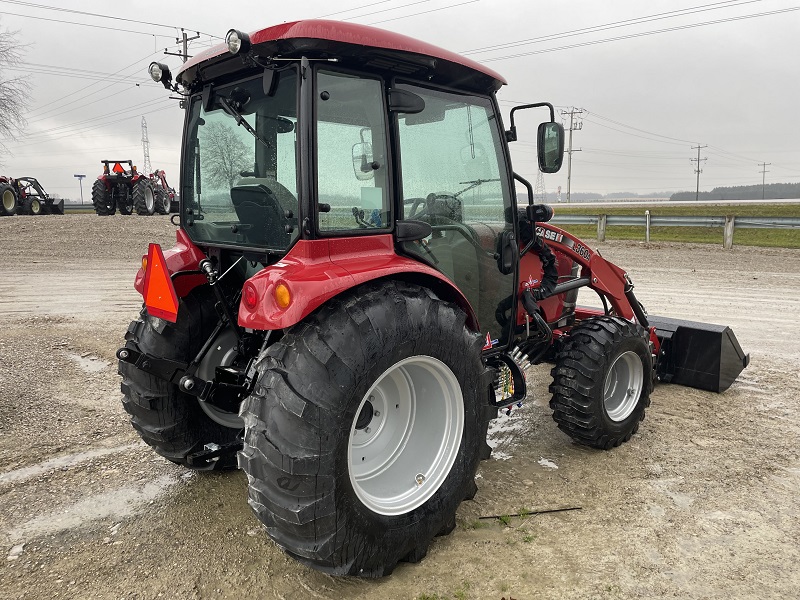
[649,315,750,393]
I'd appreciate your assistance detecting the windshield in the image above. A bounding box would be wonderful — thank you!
[182,68,299,251]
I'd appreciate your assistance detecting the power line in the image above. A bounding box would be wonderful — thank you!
[758,162,771,198]
[366,0,480,25]
[462,0,766,55]
[561,107,583,203]
[0,0,220,38]
[479,7,800,63]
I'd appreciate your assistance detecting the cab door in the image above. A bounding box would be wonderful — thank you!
[394,84,517,350]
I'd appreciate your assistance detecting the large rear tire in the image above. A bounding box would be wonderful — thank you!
[119,287,241,470]
[0,184,17,216]
[92,179,115,216]
[134,179,156,215]
[549,316,652,449]
[239,281,493,576]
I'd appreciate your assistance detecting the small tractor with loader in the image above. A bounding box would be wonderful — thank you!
[0,176,64,216]
[119,20,749,577]
[92,160,168,216]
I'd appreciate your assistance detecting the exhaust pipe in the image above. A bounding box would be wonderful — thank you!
[649,315,750,393]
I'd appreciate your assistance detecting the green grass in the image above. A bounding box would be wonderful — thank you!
[552,202,800,248]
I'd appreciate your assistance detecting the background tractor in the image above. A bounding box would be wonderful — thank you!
[118,20,749,578]
[0,176,64,216]
[92,160,168,216]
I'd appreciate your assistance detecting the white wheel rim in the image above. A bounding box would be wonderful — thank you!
[348,356,464,516]
[603,350,644,422]
[145,187,154,212]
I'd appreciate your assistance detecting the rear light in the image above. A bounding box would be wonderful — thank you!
[141,256,148,271]
[274,283,291,309]
[243,282,258,310]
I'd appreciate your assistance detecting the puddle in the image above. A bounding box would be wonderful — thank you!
[487,409,526,460]
[0,443,141,486]
[6,474,178,542]
[66,352,110,373]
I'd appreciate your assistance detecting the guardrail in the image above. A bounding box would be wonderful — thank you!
[551,213,800,249]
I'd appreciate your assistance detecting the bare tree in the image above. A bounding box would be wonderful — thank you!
[200,121,251,189]
[0,22,29,164]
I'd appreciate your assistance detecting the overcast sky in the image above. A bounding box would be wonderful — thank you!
[0,0,798,200]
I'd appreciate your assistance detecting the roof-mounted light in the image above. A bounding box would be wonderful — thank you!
[225,29,251,55]
[148,62,172,89]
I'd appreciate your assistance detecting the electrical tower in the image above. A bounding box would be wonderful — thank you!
[691,144,707,201]
[534,170,547,203]
[141,117,152,175]
[560,107,583,203]
[759,162,771,199]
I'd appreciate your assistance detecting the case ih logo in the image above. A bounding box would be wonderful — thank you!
[536,226,563,243]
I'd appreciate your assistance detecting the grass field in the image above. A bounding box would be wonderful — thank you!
[551,202,800,248]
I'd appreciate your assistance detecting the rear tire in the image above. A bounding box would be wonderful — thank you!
[92,179,115,216]
[239,281,493,576]
[154,189,169,214]
[119,287,241,470]
[549,316,652,449]
[0,184,17,216]
[134,179,156,215]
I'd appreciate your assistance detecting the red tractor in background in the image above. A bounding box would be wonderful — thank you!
[149,168,179,213]
[92,160,169,216]
[0,176,64,216]
[119,21,749,577]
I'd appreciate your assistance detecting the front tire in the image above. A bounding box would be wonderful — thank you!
[239,281,492,576]
[119,287,241,470]
[22,197,42,215]
[549,316,652,449]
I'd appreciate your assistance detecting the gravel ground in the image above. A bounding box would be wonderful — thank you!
[0,214,798,600]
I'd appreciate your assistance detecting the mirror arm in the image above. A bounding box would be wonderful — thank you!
[506,102,556,142]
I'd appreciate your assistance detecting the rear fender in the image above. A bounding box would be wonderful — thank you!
[134,229,207,298]
[238,234,478,332]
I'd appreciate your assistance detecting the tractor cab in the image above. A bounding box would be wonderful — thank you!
[152,20,564,350]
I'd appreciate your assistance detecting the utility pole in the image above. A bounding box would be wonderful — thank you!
[164,28,200,62]
[560,107,583,203]
[691,144,707,201]
[758,162,771,200]
[141,117,152,175]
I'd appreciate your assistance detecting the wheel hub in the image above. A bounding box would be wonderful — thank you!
[603,350,644,422]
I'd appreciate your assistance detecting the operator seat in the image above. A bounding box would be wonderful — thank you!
[231,177,298,250]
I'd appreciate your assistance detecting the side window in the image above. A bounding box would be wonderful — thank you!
[396,84,515,342]
[316,71,390,231]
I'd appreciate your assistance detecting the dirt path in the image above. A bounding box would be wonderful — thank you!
[1,216,798,600]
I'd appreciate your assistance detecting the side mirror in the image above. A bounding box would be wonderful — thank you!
[537,122,565,173]
[352,142,375,181]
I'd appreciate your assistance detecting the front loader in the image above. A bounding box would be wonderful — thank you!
[117,20,748,577]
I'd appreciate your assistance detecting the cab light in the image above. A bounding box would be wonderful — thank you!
[225,29,251,55]
[274,283,291,309]
[243,281,258,310]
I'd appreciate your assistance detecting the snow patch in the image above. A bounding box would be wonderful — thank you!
[537,457,559,469]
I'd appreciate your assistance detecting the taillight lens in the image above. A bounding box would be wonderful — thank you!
[243,282,258,309]
[274,283,291,309]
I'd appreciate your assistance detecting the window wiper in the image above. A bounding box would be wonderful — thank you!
[455,178,500,197]
[219,97,271,149]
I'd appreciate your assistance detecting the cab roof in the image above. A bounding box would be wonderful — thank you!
[176,19,506,93]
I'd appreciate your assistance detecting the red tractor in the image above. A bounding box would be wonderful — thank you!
[119,21,749,577]
[149,168,179,213]
[91,160,168,216]
[0,176,64,215]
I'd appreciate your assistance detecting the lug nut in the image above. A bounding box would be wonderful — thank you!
[415,473,426,486]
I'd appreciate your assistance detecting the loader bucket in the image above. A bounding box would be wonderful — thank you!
[50,199,64,215]
[649,315,749,393]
